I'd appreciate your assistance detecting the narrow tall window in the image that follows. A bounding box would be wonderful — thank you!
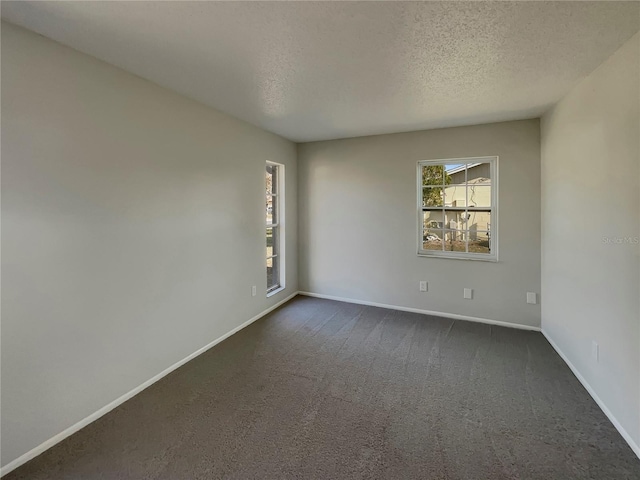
[266,162,284,294]
[418,156,498,261]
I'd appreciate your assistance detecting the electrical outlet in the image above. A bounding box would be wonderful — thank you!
[251,285,257,297]
[592,341,599,362]
[419,281,428,292]
[463,288,473,300]
[526,292,537,304]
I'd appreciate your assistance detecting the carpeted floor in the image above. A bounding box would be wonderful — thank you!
[6,296,640,479]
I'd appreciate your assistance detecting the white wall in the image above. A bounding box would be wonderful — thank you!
[297,119,541,328]
[541,32,640,452]
[1,22,297,468]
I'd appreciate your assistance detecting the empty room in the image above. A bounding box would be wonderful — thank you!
[1,1,639,479]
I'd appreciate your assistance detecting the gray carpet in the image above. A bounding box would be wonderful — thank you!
[5,296,639,479]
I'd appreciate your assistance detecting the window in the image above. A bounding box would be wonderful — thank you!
[266,162,284,294]
[418,156,497,261]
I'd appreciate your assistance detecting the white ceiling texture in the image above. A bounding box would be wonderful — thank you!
[2,1,639,142]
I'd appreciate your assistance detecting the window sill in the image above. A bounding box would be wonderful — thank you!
[266,286,286,298]
[417,252,498,262]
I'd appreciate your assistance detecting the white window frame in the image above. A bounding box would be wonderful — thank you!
[266,161,285,296]
[417,156,498,262]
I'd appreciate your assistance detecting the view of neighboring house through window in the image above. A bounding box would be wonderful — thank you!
[418,157,497,261]
[266,162,284,293]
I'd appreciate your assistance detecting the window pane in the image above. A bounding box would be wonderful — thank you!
[444,164,465,185]
[266,195,277,224]
[266,164,278,195]
[267,255,280,290]
[266,227,279,258]
[466,163,491,183]
[443,209,469,230]
[467,184,491,208]
[468,231,491,254]
[422,187,444,207]
[443,181,466,207]
[467,211,491,233]
[422,211,444,230]
[422,229,443,250]
[422,164,445,186]
[444,230,467,252]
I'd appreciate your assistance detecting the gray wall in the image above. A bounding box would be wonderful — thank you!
[1,22,298,467]
[297,119,541,328]
[541,32,640,449]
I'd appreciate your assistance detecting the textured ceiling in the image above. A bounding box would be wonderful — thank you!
[2,1,639,142]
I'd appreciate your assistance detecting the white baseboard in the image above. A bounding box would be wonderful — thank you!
[0,291,299,477]
[298,291,541,332]
[541,330,640,460]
